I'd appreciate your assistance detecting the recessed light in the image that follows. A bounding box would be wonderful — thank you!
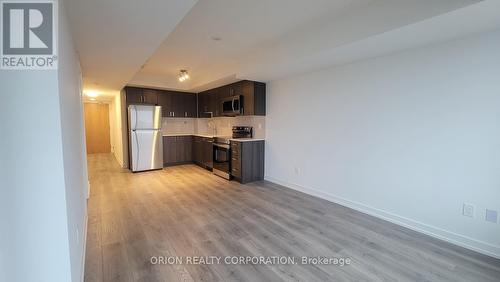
[210,36,222,41]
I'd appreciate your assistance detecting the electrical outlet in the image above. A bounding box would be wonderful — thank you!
[485,209,498,223]
[463,203,474,218]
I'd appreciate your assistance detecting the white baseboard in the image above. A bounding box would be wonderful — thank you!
[264,176,500,259]
[80,213,88,282]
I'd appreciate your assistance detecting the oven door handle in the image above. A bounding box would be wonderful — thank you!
[213,143,230,149]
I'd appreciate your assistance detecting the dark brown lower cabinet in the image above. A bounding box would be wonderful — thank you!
[164,135,213,169]
[163,136,193,166]
[230,140,265,184]
[164,136,263,182]
[202,137,213,169]
[192,136,203,165]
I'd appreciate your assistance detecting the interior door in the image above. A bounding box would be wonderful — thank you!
[84,103,111,154]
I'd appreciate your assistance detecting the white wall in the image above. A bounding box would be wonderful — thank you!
[109,100,116,154]
[265,29,500,258]
[57,0,89,280]
[112,95,122,166]
[0,70,72,282]
[104,90,128,168]
[0,0,88,281]
[120,90,129,168]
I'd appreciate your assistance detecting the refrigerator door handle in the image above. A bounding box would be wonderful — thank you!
[133,130,140,171]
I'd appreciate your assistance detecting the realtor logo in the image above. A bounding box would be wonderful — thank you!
[1,1,57,69]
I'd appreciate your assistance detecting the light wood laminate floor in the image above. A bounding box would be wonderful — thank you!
[84,154,500,282]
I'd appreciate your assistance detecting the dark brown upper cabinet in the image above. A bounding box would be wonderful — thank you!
[157,91,173,117]
[157,90,197,118]
[142,89,159,104]
[198,90,219,118]
[173,92,197,118]
[125,80,265,117]
[197,80,266,117]
[239,80,266,116]
[125,87,158,105]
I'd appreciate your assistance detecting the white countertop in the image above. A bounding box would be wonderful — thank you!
[162,133,213,138]
[229,138,265,142]
[162,133,264,142]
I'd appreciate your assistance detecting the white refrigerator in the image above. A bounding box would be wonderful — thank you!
[128,105,163,172]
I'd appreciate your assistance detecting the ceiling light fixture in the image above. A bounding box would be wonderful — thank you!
[85,91,100,97]
[178,70,189,82]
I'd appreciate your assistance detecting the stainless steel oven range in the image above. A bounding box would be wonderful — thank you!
[212,126,253,180]
[213,137,231,179]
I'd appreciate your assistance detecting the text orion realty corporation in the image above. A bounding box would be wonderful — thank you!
[1,0,57,69]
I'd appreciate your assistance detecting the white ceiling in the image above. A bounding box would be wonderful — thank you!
[64,0,198,96]
[65,0,498,96]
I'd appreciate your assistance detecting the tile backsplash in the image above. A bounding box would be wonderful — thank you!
[161,118,196,135]
[162,116,265,138]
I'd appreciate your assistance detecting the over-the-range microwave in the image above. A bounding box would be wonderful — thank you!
[221,95,242,116]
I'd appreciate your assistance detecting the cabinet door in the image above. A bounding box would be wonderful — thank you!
[197,93,204,116]
[217,85,230,100]
[186,94,197,117]
[169,92,183,118]
[208,90,219,117]
[241,81,255,116]
[184,136,193,161]
[163,136,177,164]
[198,92,210,118]
[192,137,201,164]
[158,91,173,117]
[203,138,213,168]
[175,136,184,161]
[142,89,159,105]
[232,81,243,96]
[177,93,196,118]
[125,87,143,104]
